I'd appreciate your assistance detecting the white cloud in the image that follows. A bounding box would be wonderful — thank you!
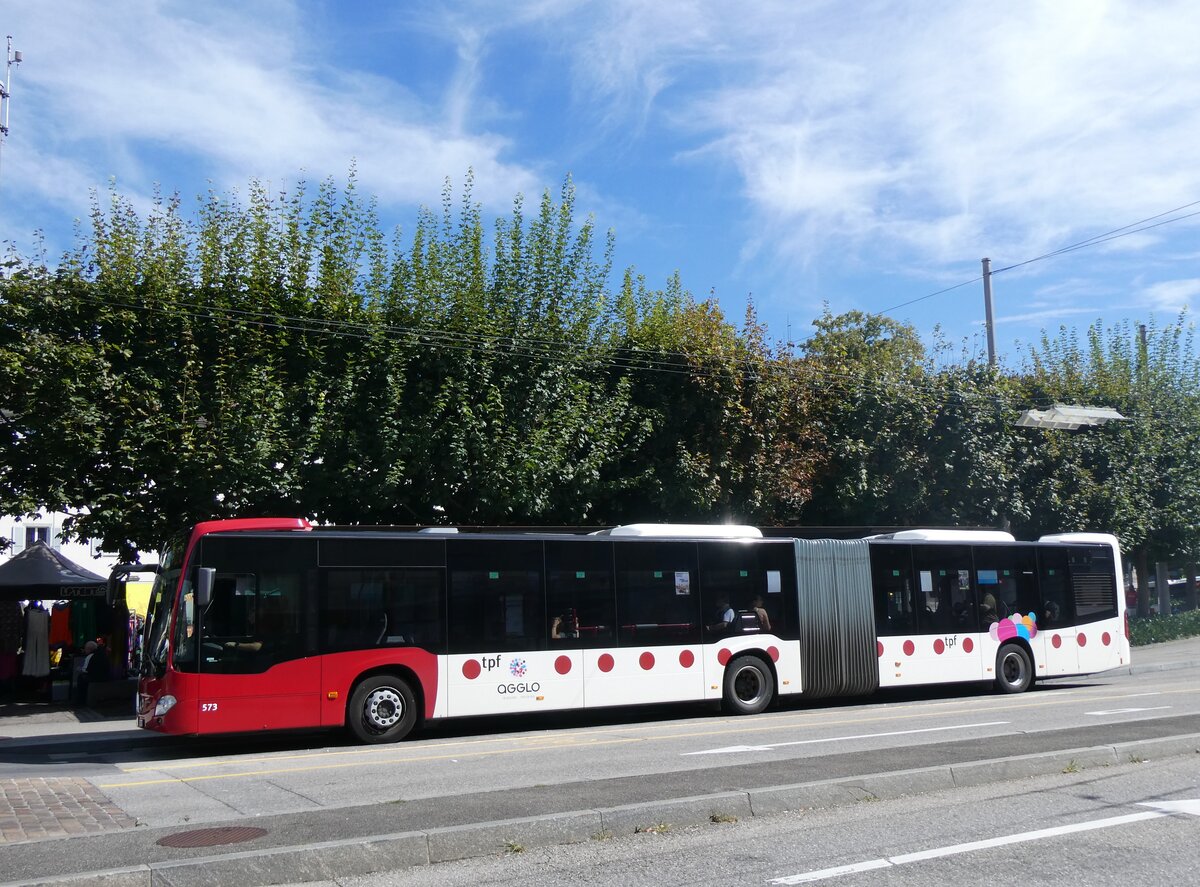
[2,0,539,249]
[994,306,1104,325]
[1140,278,1200,312]
[560,0,1200,269]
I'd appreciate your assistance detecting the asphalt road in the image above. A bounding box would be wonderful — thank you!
[321,752,1200,887]
[0,654,1197,885]
[3,665,1195,830]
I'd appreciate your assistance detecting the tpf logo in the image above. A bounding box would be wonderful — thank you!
[509,657,527,678]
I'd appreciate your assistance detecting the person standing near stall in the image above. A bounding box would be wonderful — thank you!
[75,639,111,706]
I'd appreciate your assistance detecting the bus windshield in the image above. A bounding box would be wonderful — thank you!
[143,540,183,676]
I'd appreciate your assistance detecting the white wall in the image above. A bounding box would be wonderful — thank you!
[0,510,157,580]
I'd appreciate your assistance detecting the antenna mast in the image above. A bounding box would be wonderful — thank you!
[0,35,24,192]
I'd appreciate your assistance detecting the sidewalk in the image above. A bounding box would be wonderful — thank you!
[1123,635,1200,673]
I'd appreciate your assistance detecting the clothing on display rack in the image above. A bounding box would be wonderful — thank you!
[70,599,98,651]
[21,602,51,678]
[49,601,72,646]
[0,600,22,654]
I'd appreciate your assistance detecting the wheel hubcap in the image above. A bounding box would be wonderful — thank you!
[1003,654,1025,685]
[734,667,764,704]
[365,688,404,729]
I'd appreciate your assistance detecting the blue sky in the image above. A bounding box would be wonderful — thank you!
[3,0,1199,364]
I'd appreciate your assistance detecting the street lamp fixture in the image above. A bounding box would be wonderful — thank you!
[1015,404,1129,431]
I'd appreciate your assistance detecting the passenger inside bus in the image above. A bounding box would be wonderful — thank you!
[751,595,772,632]
[550,612,579,639]
[980,591,999,624]
[707,596,736,633]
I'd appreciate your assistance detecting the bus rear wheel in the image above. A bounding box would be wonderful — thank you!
[994,644,1033,694]
[722,655,774,715]
[348,675,418,744]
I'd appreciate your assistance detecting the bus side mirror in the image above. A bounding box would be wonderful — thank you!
[196,567,215,609]
[106,562,158,606]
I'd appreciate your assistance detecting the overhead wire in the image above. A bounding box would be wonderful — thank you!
[50,286,1028,415]
[876,199,1200,316]
[18,197,1200,419]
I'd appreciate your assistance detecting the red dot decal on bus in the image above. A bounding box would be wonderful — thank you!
[598,653,614,673]
[1102,632,1112,646]
[717,648,732,666]
[555,655,572,675]
[902,640,915,656]
[1052,634,1062,649]
[933,639,945,655]
[639,651,655,670]
[462,660,481,680]
[1077,633,1087,647]
[963,637,974,653]
[767,646,780,662]
[877,641,884,657]
[679,650,695,668]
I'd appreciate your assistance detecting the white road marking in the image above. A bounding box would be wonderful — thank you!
[768,801,1200,884]
[682,721,1010,755]
[1085,706,1172,715]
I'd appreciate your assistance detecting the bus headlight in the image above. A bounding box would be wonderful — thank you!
[154,695,177,717]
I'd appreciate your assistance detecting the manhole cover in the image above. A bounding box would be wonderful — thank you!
[157,826,268,848]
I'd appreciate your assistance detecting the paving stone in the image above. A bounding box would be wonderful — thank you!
[0,778,137,845]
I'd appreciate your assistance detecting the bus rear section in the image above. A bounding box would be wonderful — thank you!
[869,531,1128,692]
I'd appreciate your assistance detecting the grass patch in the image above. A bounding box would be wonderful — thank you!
[504,840,525,854]
[1062,759,1081,774]
[1129,609,1200,646]
[591,830,614,841]
[710,812,738,824]
[634,822,671,835]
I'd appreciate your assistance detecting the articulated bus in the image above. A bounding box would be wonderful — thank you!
[131,519,1129,743]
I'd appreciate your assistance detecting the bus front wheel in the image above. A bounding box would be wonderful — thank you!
[348,675,418,743]
[994,644,1033,694]
[722,655,774,715]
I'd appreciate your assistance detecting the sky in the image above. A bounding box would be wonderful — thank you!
[2,0,1199,365]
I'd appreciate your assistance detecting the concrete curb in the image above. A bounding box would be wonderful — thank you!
[8,732,1200,887]
[1124,657,1200,675]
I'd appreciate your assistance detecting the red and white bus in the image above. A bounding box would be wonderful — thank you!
[131,519,1129,743]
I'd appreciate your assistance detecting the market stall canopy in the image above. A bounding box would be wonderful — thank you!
[0,541,107,599]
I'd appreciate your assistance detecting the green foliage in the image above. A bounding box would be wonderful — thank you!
[1129,610,1200,646]
[5,167,1200,572]
[799,310,1023,527]
[0,171,823,556]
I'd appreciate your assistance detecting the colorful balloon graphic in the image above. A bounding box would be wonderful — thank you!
[989,612,1038,642]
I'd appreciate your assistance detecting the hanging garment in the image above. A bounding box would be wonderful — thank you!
[0,600,22,654]
[21,605,51,678]
[70,599,98,650]
[49,601,73,646]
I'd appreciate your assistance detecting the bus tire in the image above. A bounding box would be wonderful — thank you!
[994,644,1033,694]
[347,674,418,744]
[722,655,774,715]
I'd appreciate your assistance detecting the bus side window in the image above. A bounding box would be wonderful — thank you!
[1037,547,1074,628]
[973,544,1039,629]
[910,544,972,635]
[615,541,700,647]
[545,541,615,648]
[869,544,914,636]
[447,539,545,654]
[1067,546,1117,623]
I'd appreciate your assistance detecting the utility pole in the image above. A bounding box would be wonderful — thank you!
[1136,322,1152,619]
[0,35,23,192]
[981,257,996,367]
